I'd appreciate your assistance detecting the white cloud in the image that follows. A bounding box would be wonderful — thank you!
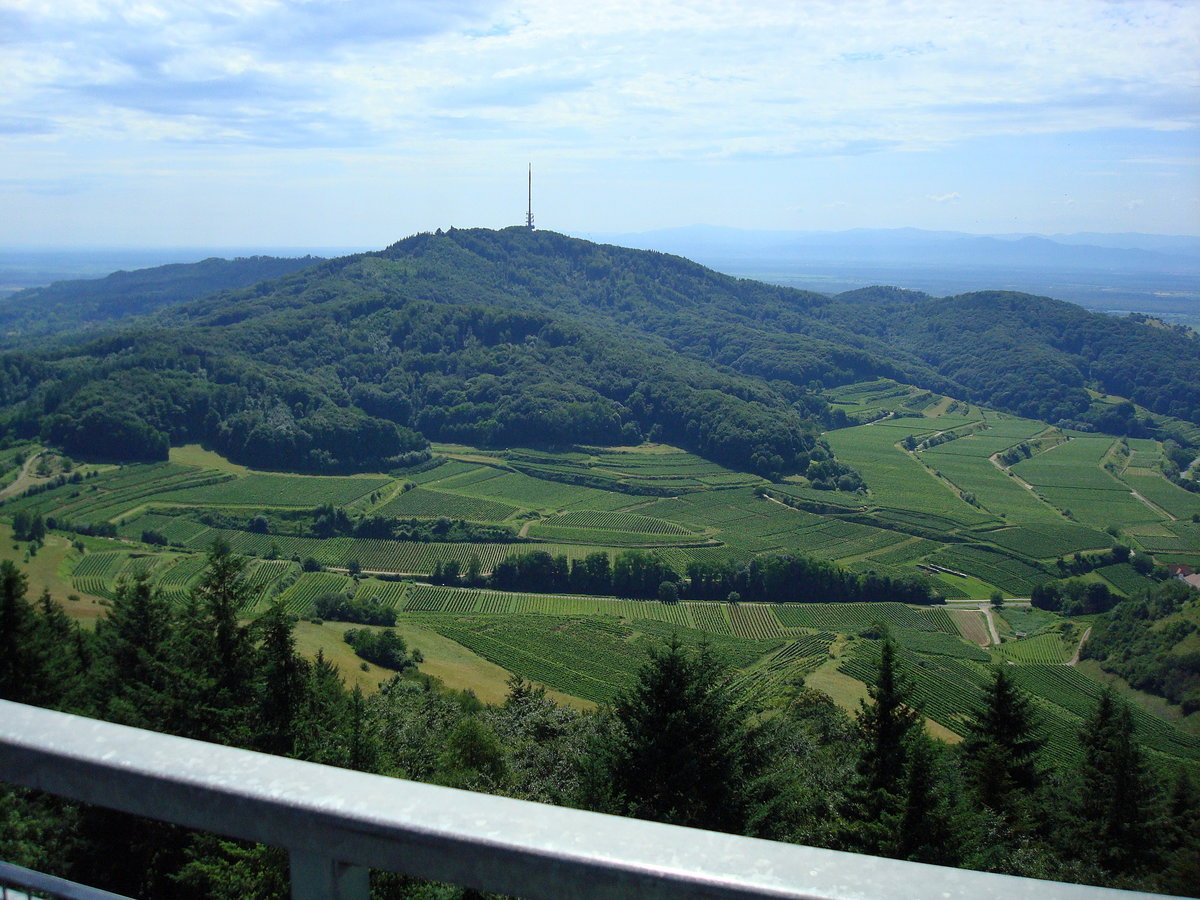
[2,0,1198,240]
[2,0,1196,157]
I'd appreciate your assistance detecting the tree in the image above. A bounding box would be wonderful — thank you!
[94,572,176,729]
[166,540,256,743]
[591,638,758,833]
[0,561,54,705]
[252,603,306,756]
[961,667,1044,820]
[840,636,922,856]
[1074,687,1160,876]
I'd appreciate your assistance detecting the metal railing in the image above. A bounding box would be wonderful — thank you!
[0,700,1166,900]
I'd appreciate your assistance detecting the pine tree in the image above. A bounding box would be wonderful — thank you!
[183,539,257,744]
[840,636,921,856]
[961,666,1044,819]
[598,638,757,833]
[1076,687,1159,876]
[252,603,307,756]
[94,572,175,729]
[0,561,54,705]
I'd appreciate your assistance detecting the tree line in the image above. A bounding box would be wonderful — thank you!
[427,548,939,605]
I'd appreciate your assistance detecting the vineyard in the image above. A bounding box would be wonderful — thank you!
[242,560,301,611]
[772,602,957,633]
[7,418,1200,773]
[276,572,354,616]
[890,626,989,660]
[1121,469,1200,520]
[161,473,390,507]
[924,545,1048,596]
[993,632,1069,664]
[352,580,411,608]
[980,523,1111,559]
[154,554,214,602]
[536,509,693,535]
[374,488,518,522]
[839,642,1200,768]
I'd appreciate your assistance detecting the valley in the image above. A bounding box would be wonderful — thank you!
[4,370,1199,768]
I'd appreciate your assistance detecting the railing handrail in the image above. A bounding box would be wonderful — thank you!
[0,700,1165,900]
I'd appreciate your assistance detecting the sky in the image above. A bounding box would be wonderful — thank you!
[2,0,1198,248]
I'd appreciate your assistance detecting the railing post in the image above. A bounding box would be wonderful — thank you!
[289,851,368,900]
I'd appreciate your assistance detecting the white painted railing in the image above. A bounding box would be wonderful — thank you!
[0,701,1169,900]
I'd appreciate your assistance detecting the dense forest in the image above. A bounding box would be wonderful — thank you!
[2,546,1197,898]
[0,228,1197,477]
[0,255,322,346]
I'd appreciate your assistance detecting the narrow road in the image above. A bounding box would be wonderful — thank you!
[978,603,1001,646]
[0,451,43,501]
[1129,487,1175,521]
[1067,625,1092,666]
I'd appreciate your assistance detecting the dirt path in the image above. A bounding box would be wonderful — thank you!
[0,451,43,501]
[1129,487,1175,521]
[988,452,1042,498]
[978,603,1001,645]
[1067,625,1092,666]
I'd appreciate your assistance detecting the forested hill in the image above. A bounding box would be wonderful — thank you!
[824,287,1200,427]
[0,226,1197,474]
[0,255,323,346]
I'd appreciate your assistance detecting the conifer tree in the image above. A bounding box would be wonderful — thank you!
[184,540,257,744]
[0,561,55,706]
[840,636,921,856]
[961,666,1044,819]
[94,572,175,729]
[597,637,756,833]
[252,603,306,756]
[1076,687,1159,876]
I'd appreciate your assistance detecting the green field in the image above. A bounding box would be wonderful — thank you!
[823,423,995,527]
[7,386,1199,768]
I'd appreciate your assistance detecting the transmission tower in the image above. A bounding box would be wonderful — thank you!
[526,164,534,230]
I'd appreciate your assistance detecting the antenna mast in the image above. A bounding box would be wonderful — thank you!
[526,163,534,230]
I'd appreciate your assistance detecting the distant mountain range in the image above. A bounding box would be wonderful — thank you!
[578,225,1200,270]
[575,226,1200,324]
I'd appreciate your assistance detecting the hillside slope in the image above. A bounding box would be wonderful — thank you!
[0,227,1197,474]
[0,255,323,345]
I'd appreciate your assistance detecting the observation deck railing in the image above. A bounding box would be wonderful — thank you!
[0,700,1167,900]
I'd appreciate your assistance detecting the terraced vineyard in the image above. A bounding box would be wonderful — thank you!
[1095,563,1155,595]
[1121,469,1200,520]
[980,522,1110,559]
[994,632,1069,664]
[924,545,1048,596]
[891,626,989,660]
[411,611,781,703]
[9,389,1199,773]
[242,560,301,611]
[536,509,693,535]
[772,602,957,633]
[161,474,390,507]
[154,554,213,602]
[1007,665,1200,763]
[374,488,518,521]
[353,579,411,608]
[276,572,354,616]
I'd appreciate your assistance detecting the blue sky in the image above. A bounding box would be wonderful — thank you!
[1,0,1197,247]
